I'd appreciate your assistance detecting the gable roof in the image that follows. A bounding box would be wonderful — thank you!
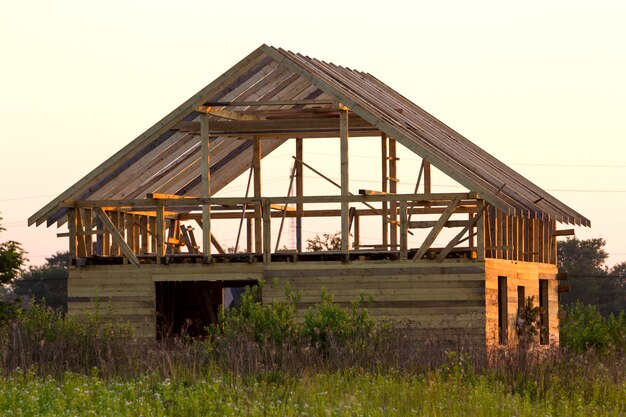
[29,45,590,227]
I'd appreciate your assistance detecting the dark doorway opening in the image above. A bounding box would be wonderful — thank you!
[155,280,257,339]
[498,276,508,345]
[539,279,549,345]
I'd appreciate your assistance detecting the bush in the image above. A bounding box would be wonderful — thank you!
[560,302,626,354]
[211,282,301,347]
[303,288,375,355]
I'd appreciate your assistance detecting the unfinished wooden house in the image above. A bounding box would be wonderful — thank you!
[29,45,589,346]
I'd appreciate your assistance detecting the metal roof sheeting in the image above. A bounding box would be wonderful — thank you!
[29,45,589,227]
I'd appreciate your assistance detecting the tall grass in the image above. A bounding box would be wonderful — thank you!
[0,293,624,415]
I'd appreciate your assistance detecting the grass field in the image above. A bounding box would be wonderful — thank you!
[0,300,624,416]
[1,364,624,417]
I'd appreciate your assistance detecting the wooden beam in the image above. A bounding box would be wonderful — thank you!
[389,138,398,249]
[295,138,303,252]
[68,208,77,262]
[253,138,262,253]
[94,208,140,267]
[359,189,389,196]
[210,233,225,255]
[262,199,271,263]
[155,206,165,262]
[196,107,260,120]
[75,208,87,258]
[185,204,479,221]
[173,117,375,136]
[270,204,296,212]
[413,196,461,261]
[552,229,575,237]
[409,220,470,229]
[423,160,431,194]
[399,201,408,260]
[436,203,488,261]
[200,113,211,263]
[381,134,388,248]
[147,193,196,200]
[201,99,335,107]
[69,192,477,208]
[340,109,350,257]
[179,225,197,254]
[477,201,487,260]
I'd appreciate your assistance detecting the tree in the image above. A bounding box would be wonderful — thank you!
[13,251,69,312]
[558,238,608,276]
[558,238,625,316]
[0,214,27,320]
[306,232,342,252]
[0,216,26,285]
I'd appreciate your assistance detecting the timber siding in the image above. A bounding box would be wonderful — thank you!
[484,259,559,346]
[69,260,489,342]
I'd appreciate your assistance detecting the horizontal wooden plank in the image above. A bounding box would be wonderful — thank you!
[266,266,484,278]
[273,280,485,292]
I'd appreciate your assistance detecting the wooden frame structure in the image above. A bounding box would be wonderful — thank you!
[30,45,588,346]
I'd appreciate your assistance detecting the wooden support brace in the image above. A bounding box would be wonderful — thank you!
[436,203,488,261]
[413,196,461,261]
[94,208,140,267]
[179,225,197,254]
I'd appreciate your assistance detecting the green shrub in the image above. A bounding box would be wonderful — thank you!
[559,302,626,353]
[303,288,375,355]
[210,282,301,348]
[516,296,541,340]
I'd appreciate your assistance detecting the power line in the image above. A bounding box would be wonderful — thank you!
[0,194,55,202]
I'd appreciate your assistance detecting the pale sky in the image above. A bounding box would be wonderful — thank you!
[1,0,625,268]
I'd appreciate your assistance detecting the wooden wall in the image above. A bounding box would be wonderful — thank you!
[69,259,558,346]
[68,263,266,338]
[484,259,559,346]
[263,261,487,343]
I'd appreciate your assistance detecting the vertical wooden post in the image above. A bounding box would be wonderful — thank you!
[340,109,350,257]
[200,113,212,263]
[354,215,360,250]
[246,217,253,254]
[295,138,304,253]
[476,200,485,260]
[84,208,93,257]
[253,137,262,253]
[468,212,475,252]
[75,208,87,258]
[68,207,77,264]
[423,161,431,194]
[155,206,165,263]
[95,216,103,256]
[381,134,388,248]
[140,216,148,255]
[262,199,271,263]
[389,138,398,248]
[150,216,156,255]
[110,212,119,256]
[399,201,408,260]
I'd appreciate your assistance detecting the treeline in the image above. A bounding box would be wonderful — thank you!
[558,238,626,316]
